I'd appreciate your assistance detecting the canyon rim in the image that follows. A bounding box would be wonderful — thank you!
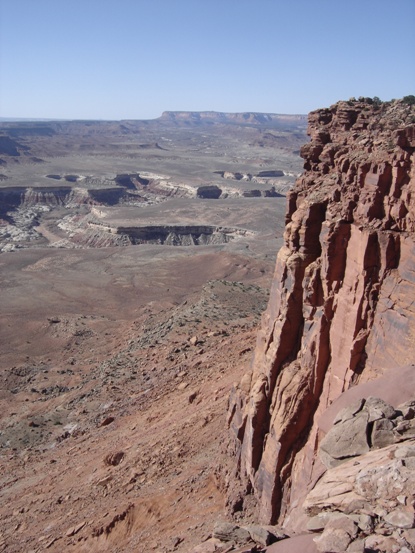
[226,97,415,552]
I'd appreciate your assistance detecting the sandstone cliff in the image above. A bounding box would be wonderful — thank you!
[227,98,415,531]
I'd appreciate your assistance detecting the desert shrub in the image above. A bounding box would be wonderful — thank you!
[352,96,384,106]
[402,95,415,105]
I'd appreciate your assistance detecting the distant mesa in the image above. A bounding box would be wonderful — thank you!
[3,124,57,138]
[115,174,136,189]
[86,218,254,247]
[45,173,81,182]
[256,170,284,178]
[263,187,284,197]
[215,170,285,181]
[64,174,79,182]
[222,171,251,181]
[159,111,306,128]
[241,188,284,198]
[230,172,247,181]
[137,142,166,150]
[114,173,150,189]
[196,185,222,199]
[242,190,262,198]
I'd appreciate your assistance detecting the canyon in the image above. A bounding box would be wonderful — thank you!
[0,111,305,552]
[1,98,415,553]
[0,111,305,255]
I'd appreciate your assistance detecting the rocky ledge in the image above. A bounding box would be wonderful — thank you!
[305,395,415,552]
[225,98,415,550]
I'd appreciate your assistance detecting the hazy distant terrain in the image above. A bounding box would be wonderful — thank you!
[0,111,306,254]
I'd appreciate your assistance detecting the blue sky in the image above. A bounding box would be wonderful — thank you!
[0,0,414,119]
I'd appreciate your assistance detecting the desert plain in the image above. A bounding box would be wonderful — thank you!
[0,112,307,552]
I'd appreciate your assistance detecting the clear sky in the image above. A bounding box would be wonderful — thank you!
[0,0,414,120]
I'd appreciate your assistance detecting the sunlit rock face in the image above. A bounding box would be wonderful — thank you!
[227,98,415,529]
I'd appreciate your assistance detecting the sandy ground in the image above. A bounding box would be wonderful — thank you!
[0,244,275,552]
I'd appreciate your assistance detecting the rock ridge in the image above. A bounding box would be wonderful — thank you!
[226,98,415,531]
[159,111,306,127]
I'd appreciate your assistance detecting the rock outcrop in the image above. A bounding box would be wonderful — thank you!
[304,396,415,552]
[227,98,415,535]
[0,186,128,215]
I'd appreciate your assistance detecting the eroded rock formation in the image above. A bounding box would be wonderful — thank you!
[227,98,415,532]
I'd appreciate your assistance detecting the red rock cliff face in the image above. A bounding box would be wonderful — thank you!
[227,99,415,529]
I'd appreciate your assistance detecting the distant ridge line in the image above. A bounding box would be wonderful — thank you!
[1,111,307,124]
[160,110,306,121]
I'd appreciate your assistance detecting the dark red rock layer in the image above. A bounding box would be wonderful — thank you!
[227,99,415,530]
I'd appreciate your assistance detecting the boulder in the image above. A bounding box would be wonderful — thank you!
[364,396,396,422]
[395,418,415,440]
[313,528,352,552]
[243,524,285,546]
[315,516,358,552]
[371,418,395,449]
[319,411,369,468]
[212,522,251,544]
[332,399,365,425]
[383,508,415,529]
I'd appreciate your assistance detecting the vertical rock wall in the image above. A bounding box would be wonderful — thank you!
[227,99,415,529]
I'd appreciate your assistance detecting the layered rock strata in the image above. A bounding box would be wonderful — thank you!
[227,99,415,529]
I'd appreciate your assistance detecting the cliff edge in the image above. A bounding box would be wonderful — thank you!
[227,98,415,533]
